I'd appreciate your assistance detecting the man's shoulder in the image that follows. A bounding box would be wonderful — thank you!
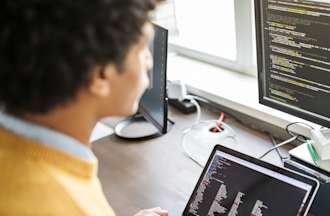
[0,153,85,215]
[0,130,115,216]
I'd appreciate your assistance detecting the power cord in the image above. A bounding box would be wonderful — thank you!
[259,135,298,159]
[186,96,201,125]
[259,122,314,160]
[168,81,314,163]
[268,133,289,164]
[168,80,238,167]
[181,137,205,167]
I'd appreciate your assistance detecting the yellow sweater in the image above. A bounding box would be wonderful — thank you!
[0,128,116,216]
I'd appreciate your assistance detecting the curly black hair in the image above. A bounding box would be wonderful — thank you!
[0,0,162,114]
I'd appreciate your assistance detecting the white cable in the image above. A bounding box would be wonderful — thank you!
[190,95,209,103]
[259,136,298,159]
[186,96,201,125]
[269,134,289,163]
[167,81,235,166]
[182,137,204,167]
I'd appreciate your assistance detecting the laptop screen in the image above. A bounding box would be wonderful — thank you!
[185,150,314,216]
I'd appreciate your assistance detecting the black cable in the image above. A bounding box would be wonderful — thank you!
[167,118,175,125]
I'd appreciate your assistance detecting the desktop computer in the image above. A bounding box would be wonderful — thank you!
[114,24,169,139]
[255,0,330,215]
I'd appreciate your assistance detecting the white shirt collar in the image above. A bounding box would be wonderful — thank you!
[0,112,95,161]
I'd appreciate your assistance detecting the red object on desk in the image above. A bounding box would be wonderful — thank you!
[212,112,225,132]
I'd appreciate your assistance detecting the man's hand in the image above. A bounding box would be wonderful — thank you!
[134,207,168,216]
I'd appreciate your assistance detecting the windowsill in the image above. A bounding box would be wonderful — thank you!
[167,54,320,138]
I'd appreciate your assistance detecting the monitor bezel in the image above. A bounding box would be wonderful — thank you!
[182,144,319,216]
[138,24,168,134]
[255,0,330,129]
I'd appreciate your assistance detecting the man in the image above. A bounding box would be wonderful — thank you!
[0,0,168,215]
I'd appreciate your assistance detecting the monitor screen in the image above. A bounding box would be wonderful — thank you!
[255,0,330,127]
[139,24,168,134]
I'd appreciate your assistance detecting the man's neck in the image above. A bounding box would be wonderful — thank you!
[21,104,97,147]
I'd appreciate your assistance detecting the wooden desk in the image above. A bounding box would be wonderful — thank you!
[92,106,288,215]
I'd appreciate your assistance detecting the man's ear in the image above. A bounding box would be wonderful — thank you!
[88,65,117,98]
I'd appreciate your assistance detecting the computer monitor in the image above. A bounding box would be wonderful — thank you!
[139,24,168,134]
[114,24,168,139]
[255,0,330,128]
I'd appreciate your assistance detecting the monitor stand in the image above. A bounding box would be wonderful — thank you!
[114,114,162,140]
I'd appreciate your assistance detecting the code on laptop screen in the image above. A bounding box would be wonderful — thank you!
[185,151,312,216]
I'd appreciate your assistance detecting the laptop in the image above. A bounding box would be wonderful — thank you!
[183,145,319,216]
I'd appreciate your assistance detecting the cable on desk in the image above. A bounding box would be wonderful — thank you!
[186,95,201,125]
[179,95,207,167]
[268,133,289,164]
[181,95,316,163]
[181,139,205,168]
[259,136,297,159]
[181,120,238,168]
[259,122,314,160]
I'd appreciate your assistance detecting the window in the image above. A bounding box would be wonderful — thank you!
[174,0,237,61]
[154,0,257,75]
